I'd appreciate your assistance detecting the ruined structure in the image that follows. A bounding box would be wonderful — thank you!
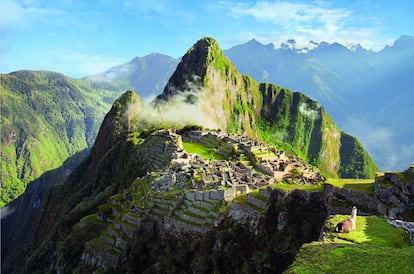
[78,129,327,271]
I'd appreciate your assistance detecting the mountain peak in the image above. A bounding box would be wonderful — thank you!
[393,35,414,48]
[246,38,264,47]
[193,36,220,50]
[90,90,142,165]
[156,37,233,102]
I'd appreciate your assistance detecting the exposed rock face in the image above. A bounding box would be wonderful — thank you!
[375,165,414,220]
[323,184,387,216]
[387,219,414,244]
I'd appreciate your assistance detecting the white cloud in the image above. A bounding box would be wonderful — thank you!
[0,1,61,28]
[215,1,388,51]
[299,103,320,120]
[217,1,350,28]
[31,48,126,77]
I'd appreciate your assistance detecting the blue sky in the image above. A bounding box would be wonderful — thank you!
[1,0,413,78]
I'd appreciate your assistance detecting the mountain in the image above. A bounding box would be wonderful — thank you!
[156,37,377,178]
[85,53,179,101]
[1,90,147,273]
[0,54,179,206]
[0,71,124,206]
[1,38,410,271]
[224,36,414,171]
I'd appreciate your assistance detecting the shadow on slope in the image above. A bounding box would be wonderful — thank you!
[1,149,89,267]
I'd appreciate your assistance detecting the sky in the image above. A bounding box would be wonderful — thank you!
[1,0,413,78]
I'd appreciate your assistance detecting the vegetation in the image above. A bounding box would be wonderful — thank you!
[266,178,374,194]
[0,71,122,206]
[287,215,413,273]
[326,178,375,195]
[1,37,379,206]
[339,132,379,179]
[183,142,223,160]
[270,182,323,192]
[2,38,388,274]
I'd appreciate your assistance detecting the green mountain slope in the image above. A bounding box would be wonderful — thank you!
[224,36,414,171]
[1,91,152,273]
[157,37,378,178]
[0,71,120,205]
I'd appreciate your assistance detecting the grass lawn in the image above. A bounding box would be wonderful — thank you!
[326,178,375,195]
[182,142,223,160]
[266,179,374,194]
[269,182,323,192]
[286,215,414,273]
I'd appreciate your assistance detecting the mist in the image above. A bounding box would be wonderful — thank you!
[124,77,221,131]
[0,205,15,220]
[299,102,320,120]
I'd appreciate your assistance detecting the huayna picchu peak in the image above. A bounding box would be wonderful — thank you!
[156,37,378,179]
[3,37,412,274]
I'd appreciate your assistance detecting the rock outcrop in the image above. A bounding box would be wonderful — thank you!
[375,165,414,220]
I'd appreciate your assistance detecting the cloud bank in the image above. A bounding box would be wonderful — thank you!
[214,1,389,51]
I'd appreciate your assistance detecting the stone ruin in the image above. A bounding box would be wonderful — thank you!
[147,129,324,200]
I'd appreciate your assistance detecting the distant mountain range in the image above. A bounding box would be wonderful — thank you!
[85,53,178,102]
[224,36,414,171]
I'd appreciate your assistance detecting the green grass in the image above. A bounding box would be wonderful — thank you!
[0,71,120,206]
[79,213,102,224]
[325,215,411,248]
[233,192,265,213]
[249,178,374,195]
[183,142,223,160]
[287,243,414,274]
[326,178,375,195]
[269,182,323,192]
[287,215,413,273]
[249,190,269,202]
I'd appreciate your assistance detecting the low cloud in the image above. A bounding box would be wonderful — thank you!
[124,76,220,131]
[341,117,413,171]
[299,103,320,120]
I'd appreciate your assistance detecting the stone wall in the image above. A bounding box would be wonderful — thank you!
[323,184,387,216]
[374,167,414,220]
